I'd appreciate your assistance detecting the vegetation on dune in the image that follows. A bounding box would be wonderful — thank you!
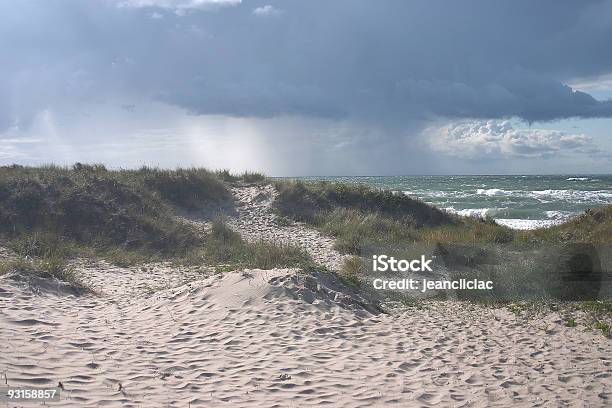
[0,164,316,285]
[137,166,231,210]
[420,217,515,245]
[0,164,213,257]
[508,300,611,337]
[239,171,267,184]
[0,257,90,293]
[273,180,610,316]
[273,180,516,256]
[518,206,612,244]
[215,169,266,184]
[339,256,367,287]
[593,320,611,337]
[0,164,609,308]
[320,209,416,255]
[274,180,452,227]
[274,180,612,255]
[195,216,319,271]
[450,258,550,302]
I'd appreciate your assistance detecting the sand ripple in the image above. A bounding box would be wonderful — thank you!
[1,265,610,407]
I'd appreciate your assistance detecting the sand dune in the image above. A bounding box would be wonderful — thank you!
[227,184,350,271]
[1,263,610,407]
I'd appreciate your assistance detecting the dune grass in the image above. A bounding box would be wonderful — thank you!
[517,206,612,244]
[274,180,451,227]
[240,171,267,183]
[274,180,516,257]
[195,216,319,271]
[339,256,368,287]
[215,169,266,184]
[0,257,90,292]
[0,165,316,283]
[419,217,515,245]
[135,166,231,210]
[317,208,418,255]
[1,165,609,301]
[0,164,221,256]
[274,180,610,314]
[274,179,611,255]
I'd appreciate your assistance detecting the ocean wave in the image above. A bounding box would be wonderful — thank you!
[529,189,612,203]
[403,190,472,199]
[545,210,576,220]
[444,206,576,222]
[444,207,507,218]
[403,190,447,198]
[475,188,511,196]
[407,187,612,204]
[495,219,564,230]
[566,177,589,181]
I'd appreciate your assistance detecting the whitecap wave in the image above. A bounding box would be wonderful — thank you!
[566,177,589,181]
[475,188,510,196]
[529,189,612,203]
[495,219,564,230]
[403,190,447,198]
[403,190,472,199]
[545,210,576,220]
[444,207,506,218]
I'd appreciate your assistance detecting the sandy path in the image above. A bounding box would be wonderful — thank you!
[226,184,350,271]
[1,265,610,407]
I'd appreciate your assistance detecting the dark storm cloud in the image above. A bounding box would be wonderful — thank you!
[1,0,612,131]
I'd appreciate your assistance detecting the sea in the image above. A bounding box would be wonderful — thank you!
[297,175,612,230]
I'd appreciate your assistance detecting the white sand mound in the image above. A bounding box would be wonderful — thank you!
[2,270,87,297]
[139,269,382,317]
[1,264,610,407]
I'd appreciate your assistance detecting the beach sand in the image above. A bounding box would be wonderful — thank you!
[1,183,610,407]
[1,263,610,407]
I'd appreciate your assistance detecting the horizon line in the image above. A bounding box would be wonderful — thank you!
[274,173,612,178]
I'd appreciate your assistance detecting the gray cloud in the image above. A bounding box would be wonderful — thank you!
[1,0,612,132]
[0,0,611,174]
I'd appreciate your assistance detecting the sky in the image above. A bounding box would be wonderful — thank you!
[1,0,611,175]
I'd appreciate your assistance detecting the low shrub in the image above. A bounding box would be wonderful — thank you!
[274,180,452,227]
[199,217,319,271]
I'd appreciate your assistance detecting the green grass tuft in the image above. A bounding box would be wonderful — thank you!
[518,206,612,244]
[135,166,230,211]
[240,171,266,183]
[274,180,452,227]
[0,164,220,258]
[339,256,366,287]
[273,180,517,257]
[593,321,611,337]
[0,257,90,292]
[214,169,266,184]
[194,216,320,271]
[0,165,322,273]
